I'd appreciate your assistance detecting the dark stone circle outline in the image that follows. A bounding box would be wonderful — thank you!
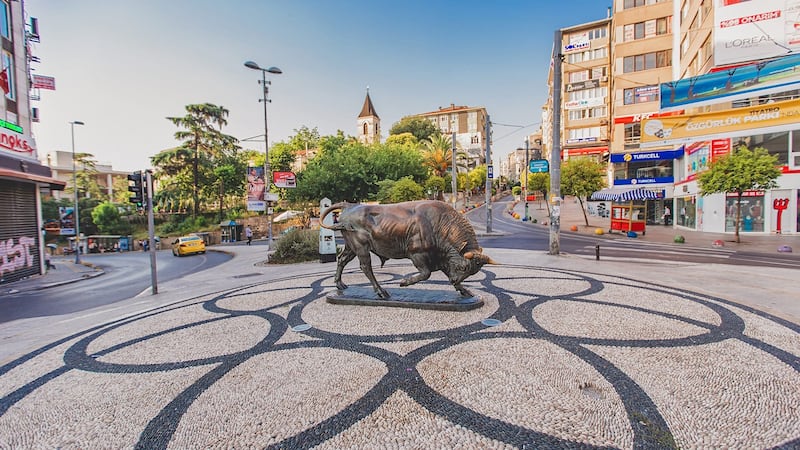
[0,266,796,450]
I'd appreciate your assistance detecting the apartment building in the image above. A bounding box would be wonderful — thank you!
[560,18,612,163]
[414,104,488,167]
[0,0,65,282]
[608,0,676,224]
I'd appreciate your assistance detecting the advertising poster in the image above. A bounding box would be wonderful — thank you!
[273,171,297,188]
[714,0,800,66]
[59,206,75,235]
[246,166,266,212]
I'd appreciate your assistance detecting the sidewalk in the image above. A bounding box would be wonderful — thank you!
[503,195,800,255]
[0,255,103,295]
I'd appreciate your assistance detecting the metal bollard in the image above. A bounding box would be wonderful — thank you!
[595,244,600,261]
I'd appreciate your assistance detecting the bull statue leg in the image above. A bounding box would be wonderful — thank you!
[453,283,474,298]
[334,246,357,291]
[355,252,390,299]
[399,254,433,287]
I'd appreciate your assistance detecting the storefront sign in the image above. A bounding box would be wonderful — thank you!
[564,97,605,110]
[566,146,606,156]
[0,129,36,154]
[566,79,600,92]
[564,32,590,53]
[642,97,800,146]
[610,148,684,163]
[614,110,684,124]
[614,177,672,185]
[273,171,296,188]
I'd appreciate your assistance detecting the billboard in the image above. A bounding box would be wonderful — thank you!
[660,53,800,110]
[246,166,266,211]
[642,96,800,147]
[273,171,296,188]
[714,0,800,66]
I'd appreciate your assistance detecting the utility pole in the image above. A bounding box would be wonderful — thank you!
[484,114,492,233]
[146,170,158,294]
[549,28,563,255]
[524,137,530,222]
[451,127,457,211]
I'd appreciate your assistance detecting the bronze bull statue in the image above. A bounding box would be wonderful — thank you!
[320,200,497,299]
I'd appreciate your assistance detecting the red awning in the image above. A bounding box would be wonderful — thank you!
[566,146,607,156]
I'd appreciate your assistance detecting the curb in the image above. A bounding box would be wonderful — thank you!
[37,269,105,290]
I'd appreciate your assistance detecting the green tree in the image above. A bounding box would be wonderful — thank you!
[389,116,439,142]
[527,172,550,213]
[91,201,132,235]
[385,132,418,147]
[561,158,606,226]
[698,145,780,243]
[424,175,446,200]
[289,125,321,153]
[468,166,488,193]
[165,103,239,218]
[269,142,297,173]
[387,176,425,203]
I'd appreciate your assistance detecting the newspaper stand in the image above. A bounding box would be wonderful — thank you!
[609,203,646,235]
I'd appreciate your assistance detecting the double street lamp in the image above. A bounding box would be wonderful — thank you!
[70,120,84,264]
[244,60,282,250]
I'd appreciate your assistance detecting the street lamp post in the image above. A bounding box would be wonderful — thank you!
[70,120,84,264]
[244,61,282,250]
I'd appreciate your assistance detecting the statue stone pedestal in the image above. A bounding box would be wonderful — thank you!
[326,286,483,311]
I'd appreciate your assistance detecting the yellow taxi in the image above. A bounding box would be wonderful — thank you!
[171,235,206,256]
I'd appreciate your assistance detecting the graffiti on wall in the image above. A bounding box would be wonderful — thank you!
[0,236,36,275]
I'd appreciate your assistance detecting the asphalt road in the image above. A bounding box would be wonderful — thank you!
[471,199,800,270]
[0,250,231,324]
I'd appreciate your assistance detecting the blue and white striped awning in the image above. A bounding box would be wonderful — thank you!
[590,187,661,202]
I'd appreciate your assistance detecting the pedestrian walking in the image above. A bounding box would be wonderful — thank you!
[663,205,671,225]
[245,226,253,245]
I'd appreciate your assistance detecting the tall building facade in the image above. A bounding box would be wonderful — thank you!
[0,0,64,282]
[609,0,676,224]
[414,104,489,167]
[548,0,800,234]
[357,90,380,145]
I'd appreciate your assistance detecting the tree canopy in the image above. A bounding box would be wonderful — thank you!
[389,116,439,142]
[698,145,781,242]
[561,158,606,226]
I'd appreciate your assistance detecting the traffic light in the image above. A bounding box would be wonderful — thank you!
[127,171,143,208]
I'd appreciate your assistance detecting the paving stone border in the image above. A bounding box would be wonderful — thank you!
[1,265,798,449]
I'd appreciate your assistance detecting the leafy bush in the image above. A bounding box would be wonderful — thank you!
[512,186,522,196]
[157,216,209,236]
[270,229,320,264]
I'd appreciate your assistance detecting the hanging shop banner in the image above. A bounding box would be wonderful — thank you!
[564,97,605,110]
[660,53,800,111]
[613,110,684,124]
[273,171,296,188]
[246,166,266,211]
[566,79,600,92]
[714,0,800,66]
[32,75,56,90]
[641,97,800,147]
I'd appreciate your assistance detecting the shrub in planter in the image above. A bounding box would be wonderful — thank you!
[270,229,319,264]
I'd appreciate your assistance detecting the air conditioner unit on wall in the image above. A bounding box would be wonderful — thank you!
[31,107,39,122]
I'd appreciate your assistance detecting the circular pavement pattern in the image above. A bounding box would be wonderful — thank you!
[1,265,799,449]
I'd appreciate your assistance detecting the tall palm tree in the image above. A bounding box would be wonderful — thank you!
[166,103,238,217]
[421,135,467,177]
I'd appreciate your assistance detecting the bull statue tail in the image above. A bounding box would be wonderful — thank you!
[319,201,349,230]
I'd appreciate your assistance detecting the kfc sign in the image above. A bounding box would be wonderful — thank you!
[0,130,35,154]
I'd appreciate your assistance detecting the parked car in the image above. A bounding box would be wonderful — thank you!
[171,235,206,256]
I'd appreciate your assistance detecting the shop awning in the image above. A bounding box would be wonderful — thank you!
[591,186,661,202]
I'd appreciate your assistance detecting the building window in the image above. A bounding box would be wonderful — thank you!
[623,17,671,42]
[569,70,589,83]
[363,123,368,135]
[623,50,671,73]
[0,1,9,40]
[568,126,601,140]
[624,123,641,144]
[568,86,607,101]
[624,0,666,8]
[588,27,607,40]
[2,52,13,100]
[725,193,764,232]
[591,66,607,78]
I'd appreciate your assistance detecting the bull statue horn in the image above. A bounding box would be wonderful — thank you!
[480,253,499,265]
[464,251,474,259]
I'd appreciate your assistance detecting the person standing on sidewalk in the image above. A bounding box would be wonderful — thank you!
[663,205,671,225]
[245,226,253,245]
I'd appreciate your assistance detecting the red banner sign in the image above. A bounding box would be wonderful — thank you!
[32,75,56,90]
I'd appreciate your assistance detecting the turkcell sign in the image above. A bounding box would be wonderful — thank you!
[610,148,684,163]
[529,159,549,173]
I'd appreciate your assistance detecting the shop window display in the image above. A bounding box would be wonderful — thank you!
[725,193,764,232]
[676,196,696,228]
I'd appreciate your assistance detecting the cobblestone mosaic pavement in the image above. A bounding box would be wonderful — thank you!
[1,264,799,449]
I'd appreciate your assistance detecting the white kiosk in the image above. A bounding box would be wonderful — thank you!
[319,197,337,263]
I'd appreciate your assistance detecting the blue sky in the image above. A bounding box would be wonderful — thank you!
[27,0,610,172]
